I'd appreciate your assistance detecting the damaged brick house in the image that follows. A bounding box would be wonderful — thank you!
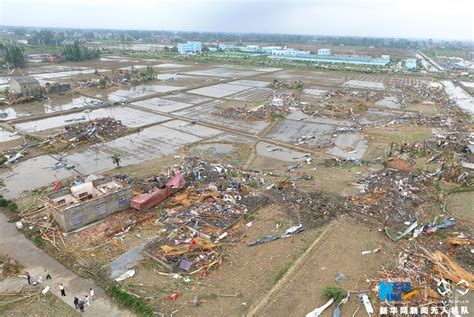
[48,177,132,232]
[9,76,42,97]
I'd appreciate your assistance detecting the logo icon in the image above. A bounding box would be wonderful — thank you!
[379,281,412,301]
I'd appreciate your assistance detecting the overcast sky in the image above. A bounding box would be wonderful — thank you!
[1,0,473,40]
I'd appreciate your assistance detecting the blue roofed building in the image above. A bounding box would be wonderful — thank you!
[177,41,202,54]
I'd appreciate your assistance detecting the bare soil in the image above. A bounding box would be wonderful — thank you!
[124,205,326,316]
[257,216,398,317]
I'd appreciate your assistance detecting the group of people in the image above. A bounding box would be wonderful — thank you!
[26,270,51,285]
[60,283,95,313]
[72,288,95,313]
[25,270,95,313]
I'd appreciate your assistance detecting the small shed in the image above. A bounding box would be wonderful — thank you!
[9,76,42,97]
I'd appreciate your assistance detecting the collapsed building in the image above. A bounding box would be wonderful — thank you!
[130,174,186,211]
[48,177,132,232]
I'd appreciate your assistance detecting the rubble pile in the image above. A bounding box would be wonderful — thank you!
[409,81,448,104]
[216,93,297,121]
[4,94,39,106]
[386,130,474,184]
[44,83,71,95]
[143,158,267,272]
[60,117,128,143]
[0,118,128,168]
[270,79,304,89]
[368,234,474,314]
[0,253,23,279]
[350,169,434,229]
[266,188,348,229]
[302,88,381,119]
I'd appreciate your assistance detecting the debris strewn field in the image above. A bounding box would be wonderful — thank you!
[1,55,473,316]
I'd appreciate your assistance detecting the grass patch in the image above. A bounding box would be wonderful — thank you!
[32,236,44,248]
[106,284,155,317]
[0,197,8,207]
[271,112,285,119]
[273,246,306,285]
[273,262,291,284]
[7,202,18,213]
[449,185,474,194]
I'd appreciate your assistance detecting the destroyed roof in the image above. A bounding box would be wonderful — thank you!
[10,76,40,85]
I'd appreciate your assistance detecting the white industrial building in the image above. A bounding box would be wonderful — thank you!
[218,44,235,50]
[262,46,282,53]
[271,48,310,56]
[318,48,332,56]
[177,41,202,54]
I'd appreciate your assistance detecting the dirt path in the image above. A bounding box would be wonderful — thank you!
[0,212,134,317]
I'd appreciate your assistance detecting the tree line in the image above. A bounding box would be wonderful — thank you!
[61,42,100,61]
[2,42,100,68]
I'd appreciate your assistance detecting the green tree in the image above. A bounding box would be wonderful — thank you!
[140,66,156,81]
[98,78,107,89]
[5,45,26,68]
[34,30,55,45]
[61,41,100,61]
[111,154,121,168]
[7,202,18,213]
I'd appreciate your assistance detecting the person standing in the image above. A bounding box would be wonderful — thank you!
[26,273,32,285]
[78,299,85,313]
[85,295,91,307]
[59,283,66,296]
[45,269,52,280]
[73,297,79,309]
[89,288,94,302]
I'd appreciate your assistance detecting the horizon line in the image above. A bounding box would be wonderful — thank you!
[1,24,473,43]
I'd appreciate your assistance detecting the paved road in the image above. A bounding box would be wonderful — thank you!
[0,212,134,316]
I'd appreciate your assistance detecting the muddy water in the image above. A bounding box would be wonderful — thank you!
[0,128,20,143]
[161,120,223,138]
[192,143,235,158]
[0,155,77,199]
[0,108,19,120]
[304,88,328,96]
[62,125,202,174]
[33,69,106,80]
[183,67,262,78]
[326,133,368,159]
[256,142,309,162]
[375,96,400,109]
[161,93,212,105]
[153,63,187,69]
[267,119,334,146]
[132,98,193,113]
[44,96,103,113]
[442,81,474,117]
[188,83,252,98]
[344,80,385,90]
[107,84,183,101]
[15,106,170,133]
